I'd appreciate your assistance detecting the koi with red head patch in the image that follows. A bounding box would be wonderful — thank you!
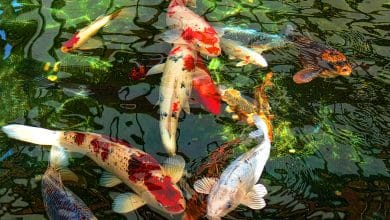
[61,8,130,53]
[1,125,187,215]
[165,0,221,56]
[286,29,352,84]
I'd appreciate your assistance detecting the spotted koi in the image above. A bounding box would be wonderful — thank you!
[159,45,196,155]
[1,125,186,215]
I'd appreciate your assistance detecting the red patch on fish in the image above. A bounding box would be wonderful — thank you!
[169,46,182,56]
[172,101,180,112]
[61,32,80,52]
[90,139,110,161]
[181,27,219,46]
[192,58,221,115]
[145,176,184,213]
[74,132,85,146]
[183,54,195,71]
[127,154,161,182]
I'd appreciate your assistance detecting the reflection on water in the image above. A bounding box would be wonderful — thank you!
[0,0,389,219]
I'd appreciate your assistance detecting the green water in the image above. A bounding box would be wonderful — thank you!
[0,0,389,219]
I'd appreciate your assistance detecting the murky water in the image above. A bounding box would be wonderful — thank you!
[0,0,389,219]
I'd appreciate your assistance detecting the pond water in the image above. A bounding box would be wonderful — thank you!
[0,0,389,219]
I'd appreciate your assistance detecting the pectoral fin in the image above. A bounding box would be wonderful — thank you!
[293,68,322,84]
[162,30,187,44]
[59,168,79,182]
[146,63,165,76]
[78,37,103,50]
[193,177,218,194]
[112,193,145,213]
[163,155,186,183]
[240,184,267,209]
[236,61,249,67]
[99,171,123,187]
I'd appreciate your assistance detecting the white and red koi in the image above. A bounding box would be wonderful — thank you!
[147,45,196,155]
[220,38,268,67]
[42,146,97,220]
[1,125,186,215]
[61,8,128,53]
[165,0,221,57]
[193,116,270,220]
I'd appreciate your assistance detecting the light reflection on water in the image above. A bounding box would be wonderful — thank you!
[0,0,389,219]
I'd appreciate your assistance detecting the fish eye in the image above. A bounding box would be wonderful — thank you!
[226,201,232,209]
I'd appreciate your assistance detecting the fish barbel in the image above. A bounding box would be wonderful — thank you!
[193,116,270,220]
[1,125,186,215]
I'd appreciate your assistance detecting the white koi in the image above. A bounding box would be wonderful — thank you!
[1,125,186,215]
[193,116,270,220]
[220,38,268,67]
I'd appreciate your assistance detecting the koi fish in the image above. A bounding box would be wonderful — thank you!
[164,0,221,57]
[286,28,352,83]
[146,55,221,116]
[61,8,128,53]
[220,38,268,67]
[1,125,186,215]
[147,45,196,155]
[193,116,270,220]
[182,139,239,220]
[219,73,274,140]
[42,146,97,220]
[218,26,288,54]
[220,87,257,123]
[192,57,221,115]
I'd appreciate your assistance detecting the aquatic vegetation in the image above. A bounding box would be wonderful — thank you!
[47,96,103,131]
[0,56,30,126]
[272,121,297,156]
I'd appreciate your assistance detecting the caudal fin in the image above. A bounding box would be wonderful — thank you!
[1,124,61,146]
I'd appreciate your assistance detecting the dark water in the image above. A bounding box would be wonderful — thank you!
[0,0,389,219]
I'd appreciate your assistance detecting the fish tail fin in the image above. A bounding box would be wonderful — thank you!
[1,124,61,146]
[110,7,133,20]
[252,116,270,141]
[49,146,69,169]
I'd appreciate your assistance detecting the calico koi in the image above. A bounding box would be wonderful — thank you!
[147,45,196,155]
